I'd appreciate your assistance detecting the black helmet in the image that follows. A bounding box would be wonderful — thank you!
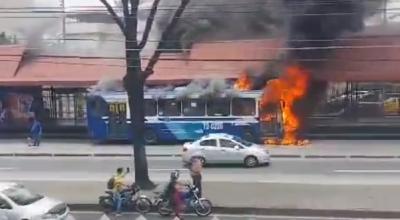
[170,170,180,181]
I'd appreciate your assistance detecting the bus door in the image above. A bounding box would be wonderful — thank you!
[108,102,127,139]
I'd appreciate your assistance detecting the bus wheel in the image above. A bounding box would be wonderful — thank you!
[144,129,158,144]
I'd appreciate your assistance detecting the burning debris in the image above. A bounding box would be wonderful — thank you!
[261,66,310,145]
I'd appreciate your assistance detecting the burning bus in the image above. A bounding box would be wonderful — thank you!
[85,84,275,144]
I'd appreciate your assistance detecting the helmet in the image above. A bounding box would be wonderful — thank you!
[170,170,180,181]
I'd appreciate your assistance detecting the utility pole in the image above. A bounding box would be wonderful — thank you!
[60,0,66,40]
[383,0,388,25]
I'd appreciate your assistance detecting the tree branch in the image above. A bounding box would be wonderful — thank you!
[138,0,161,49]
[143,0,190,78]
[99,0,126,36]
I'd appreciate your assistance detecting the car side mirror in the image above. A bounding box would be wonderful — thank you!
[234,145,240,150]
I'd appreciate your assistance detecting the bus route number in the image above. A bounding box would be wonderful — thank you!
[203,122,223,130]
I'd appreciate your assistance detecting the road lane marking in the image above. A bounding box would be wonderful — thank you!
[148,168,187,172]
[335,169,400,173]
[0,167,16,171]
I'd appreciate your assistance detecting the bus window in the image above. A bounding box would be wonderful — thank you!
[145,99,157,116]
[183,99,205,116]
[158,99,181,116]
[232,98,256,116]
[207,98,230,116]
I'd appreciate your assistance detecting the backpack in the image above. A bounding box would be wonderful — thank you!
[107,176,115,190]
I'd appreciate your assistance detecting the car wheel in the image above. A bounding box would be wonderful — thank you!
[244,156,258,168]
[144,129,158,144]
[192,156,206,166]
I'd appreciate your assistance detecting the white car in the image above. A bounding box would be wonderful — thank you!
[182,133,270,167]
[0,183,70,220]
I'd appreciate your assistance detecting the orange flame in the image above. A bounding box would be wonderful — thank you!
[260,113,275,122]
[261,65,310,146]
[234,72,252,91]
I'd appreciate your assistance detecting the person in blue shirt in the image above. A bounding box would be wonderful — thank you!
[29,117,42,147]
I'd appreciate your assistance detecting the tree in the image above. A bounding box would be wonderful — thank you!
[99,0,190,189]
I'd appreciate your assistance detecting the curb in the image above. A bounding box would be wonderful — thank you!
[0,153,182,158]
[69,204,400,218]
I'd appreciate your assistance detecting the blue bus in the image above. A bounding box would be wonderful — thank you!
[86,89,276,143]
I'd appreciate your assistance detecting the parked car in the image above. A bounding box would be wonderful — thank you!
[182,133,270,167]
[0,182,70,220]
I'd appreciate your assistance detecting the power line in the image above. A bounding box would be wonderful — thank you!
[0,7,396,19]
[5,43,400,53]
[8,34,400,44]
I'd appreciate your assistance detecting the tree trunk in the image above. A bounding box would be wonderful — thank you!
[124,40,155,189]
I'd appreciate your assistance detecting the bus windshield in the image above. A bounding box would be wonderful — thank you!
[233,136,253,147]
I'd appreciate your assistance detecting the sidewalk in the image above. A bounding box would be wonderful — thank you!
[1,139,400,158]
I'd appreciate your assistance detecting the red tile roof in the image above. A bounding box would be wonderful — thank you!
[0,39,283,87]
[2,28,400,87]
[316,35,400,82]
[0,45,24,79]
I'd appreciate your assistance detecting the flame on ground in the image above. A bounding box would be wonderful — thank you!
[234,72,252,91]
[261,65,310,146]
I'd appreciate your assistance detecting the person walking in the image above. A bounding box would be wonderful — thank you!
[190,159,203,197]
[172,181,185,220]
[112,167,128,216]
[29,117,42,147]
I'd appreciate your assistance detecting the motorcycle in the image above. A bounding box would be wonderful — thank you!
[98,183,152,214]
[155,183,212,217]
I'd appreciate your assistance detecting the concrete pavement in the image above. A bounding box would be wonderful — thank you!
[2,139,400,158]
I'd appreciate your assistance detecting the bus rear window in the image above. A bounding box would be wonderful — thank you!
[232,98,256,116]
[183,99,205,116]
[158,99,181,116]
[87,97,108,117]
[145,99,157,116]
[207,98,230,116]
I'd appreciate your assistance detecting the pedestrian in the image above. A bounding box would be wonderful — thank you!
[172,181,185,220]
[190,158,203,197]
[112,167,128,216]
[29,117,42,147]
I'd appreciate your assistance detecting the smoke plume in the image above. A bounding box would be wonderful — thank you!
[158,0,284,50]
[176,79,235,99]
[89,77,124,93]
[282,0,381,131]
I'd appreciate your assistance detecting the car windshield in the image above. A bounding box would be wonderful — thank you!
[3,185,44,206]
[232,136,252,147]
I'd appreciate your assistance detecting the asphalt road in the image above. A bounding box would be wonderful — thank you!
[70,212,389,220]
[1,157,400,183]
[2,157,400,211]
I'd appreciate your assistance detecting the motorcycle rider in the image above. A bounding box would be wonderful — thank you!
[113,167,129,216]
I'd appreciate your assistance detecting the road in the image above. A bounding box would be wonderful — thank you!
[1,157,400,183]
[69,212,392,220]
[2,157,400,211]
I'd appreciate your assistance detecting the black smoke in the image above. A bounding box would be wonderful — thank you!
[283,0,367,132]
[158,0,284,51]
